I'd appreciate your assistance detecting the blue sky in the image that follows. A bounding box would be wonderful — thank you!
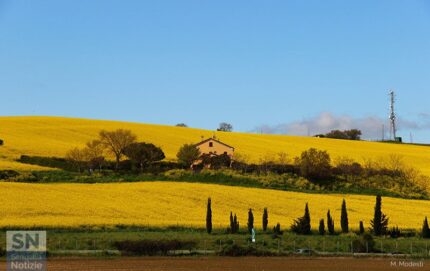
[1,1,430,142]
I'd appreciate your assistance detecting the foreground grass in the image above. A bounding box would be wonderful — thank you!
[0,227,429,256]
[0,181,430,230]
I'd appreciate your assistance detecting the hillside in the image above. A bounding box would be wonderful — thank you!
[0,116,429,174]
[0,181,428,229]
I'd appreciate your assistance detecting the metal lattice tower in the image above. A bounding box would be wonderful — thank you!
[389,90,397,140]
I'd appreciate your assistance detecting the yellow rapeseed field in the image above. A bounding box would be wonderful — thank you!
[1,116,430,175]
[0,181,428,229]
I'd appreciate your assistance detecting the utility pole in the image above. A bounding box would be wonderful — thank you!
[382,124,385,141]
[389,90,397,141]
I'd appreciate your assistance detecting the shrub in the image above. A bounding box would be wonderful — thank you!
[351,234,375,253]
[219,243,256,256]
[113,239,196,256]
[19,155,76,171]
[0,170,20,180]
[0,139,3,146]
[273,223,283,235]
[388,226,401,238]
[201,153,231,169]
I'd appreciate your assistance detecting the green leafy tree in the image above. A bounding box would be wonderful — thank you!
[319,219,325,235]
[327,210,335,235]
[325,129,362,140]
[124,142,165,172]
[201,153,231,169]
[262,208,268,232]
[341,199,349,233]
[295,148,331,183]
[176,144,200,168]
[217,122,233,132]
[422,217,430,238]
[370,195,389,236]
[291,203,311,235]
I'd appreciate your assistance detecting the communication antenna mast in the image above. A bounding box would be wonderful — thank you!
[389,90,397,140]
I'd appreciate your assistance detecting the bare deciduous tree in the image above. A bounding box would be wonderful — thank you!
[83,140,105,171]
[65,147,86,173]
[99,129,137,170]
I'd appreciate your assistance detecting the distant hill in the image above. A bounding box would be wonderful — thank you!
[0,116,430,175]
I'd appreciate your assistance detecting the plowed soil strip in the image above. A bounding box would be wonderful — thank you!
[1,257,427,271]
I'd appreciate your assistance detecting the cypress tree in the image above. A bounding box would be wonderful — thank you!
[319,219,325,235]
[206,198,212,234]
[304,203,311,233]
[247,209,254,234]
[370,195,389,236]
[273,223,282,235]
[262,208,268,232]
[229,211,234,233]
[341,199,349,233]
[291,203,311,235]
[422,217,430,238]
[233,214,239,233]
[327,210,335,235]
[359,221,365,234]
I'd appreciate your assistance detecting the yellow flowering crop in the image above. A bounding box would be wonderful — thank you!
[0,116,429,175]
[0,181,428,230]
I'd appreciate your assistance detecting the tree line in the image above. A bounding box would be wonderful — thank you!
[206,195,430,239]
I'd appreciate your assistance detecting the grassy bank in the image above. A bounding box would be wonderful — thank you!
[1,227,429,257]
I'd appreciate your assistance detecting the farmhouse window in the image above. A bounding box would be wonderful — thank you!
[209,142,213,147]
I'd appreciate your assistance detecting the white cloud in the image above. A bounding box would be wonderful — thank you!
[254,112,429,140]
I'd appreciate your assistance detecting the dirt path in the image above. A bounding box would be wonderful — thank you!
[2,257,428,271]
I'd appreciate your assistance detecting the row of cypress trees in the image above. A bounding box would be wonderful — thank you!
[206,196,430,237]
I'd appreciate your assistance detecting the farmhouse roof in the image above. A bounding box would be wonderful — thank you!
[194,138,235,150]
